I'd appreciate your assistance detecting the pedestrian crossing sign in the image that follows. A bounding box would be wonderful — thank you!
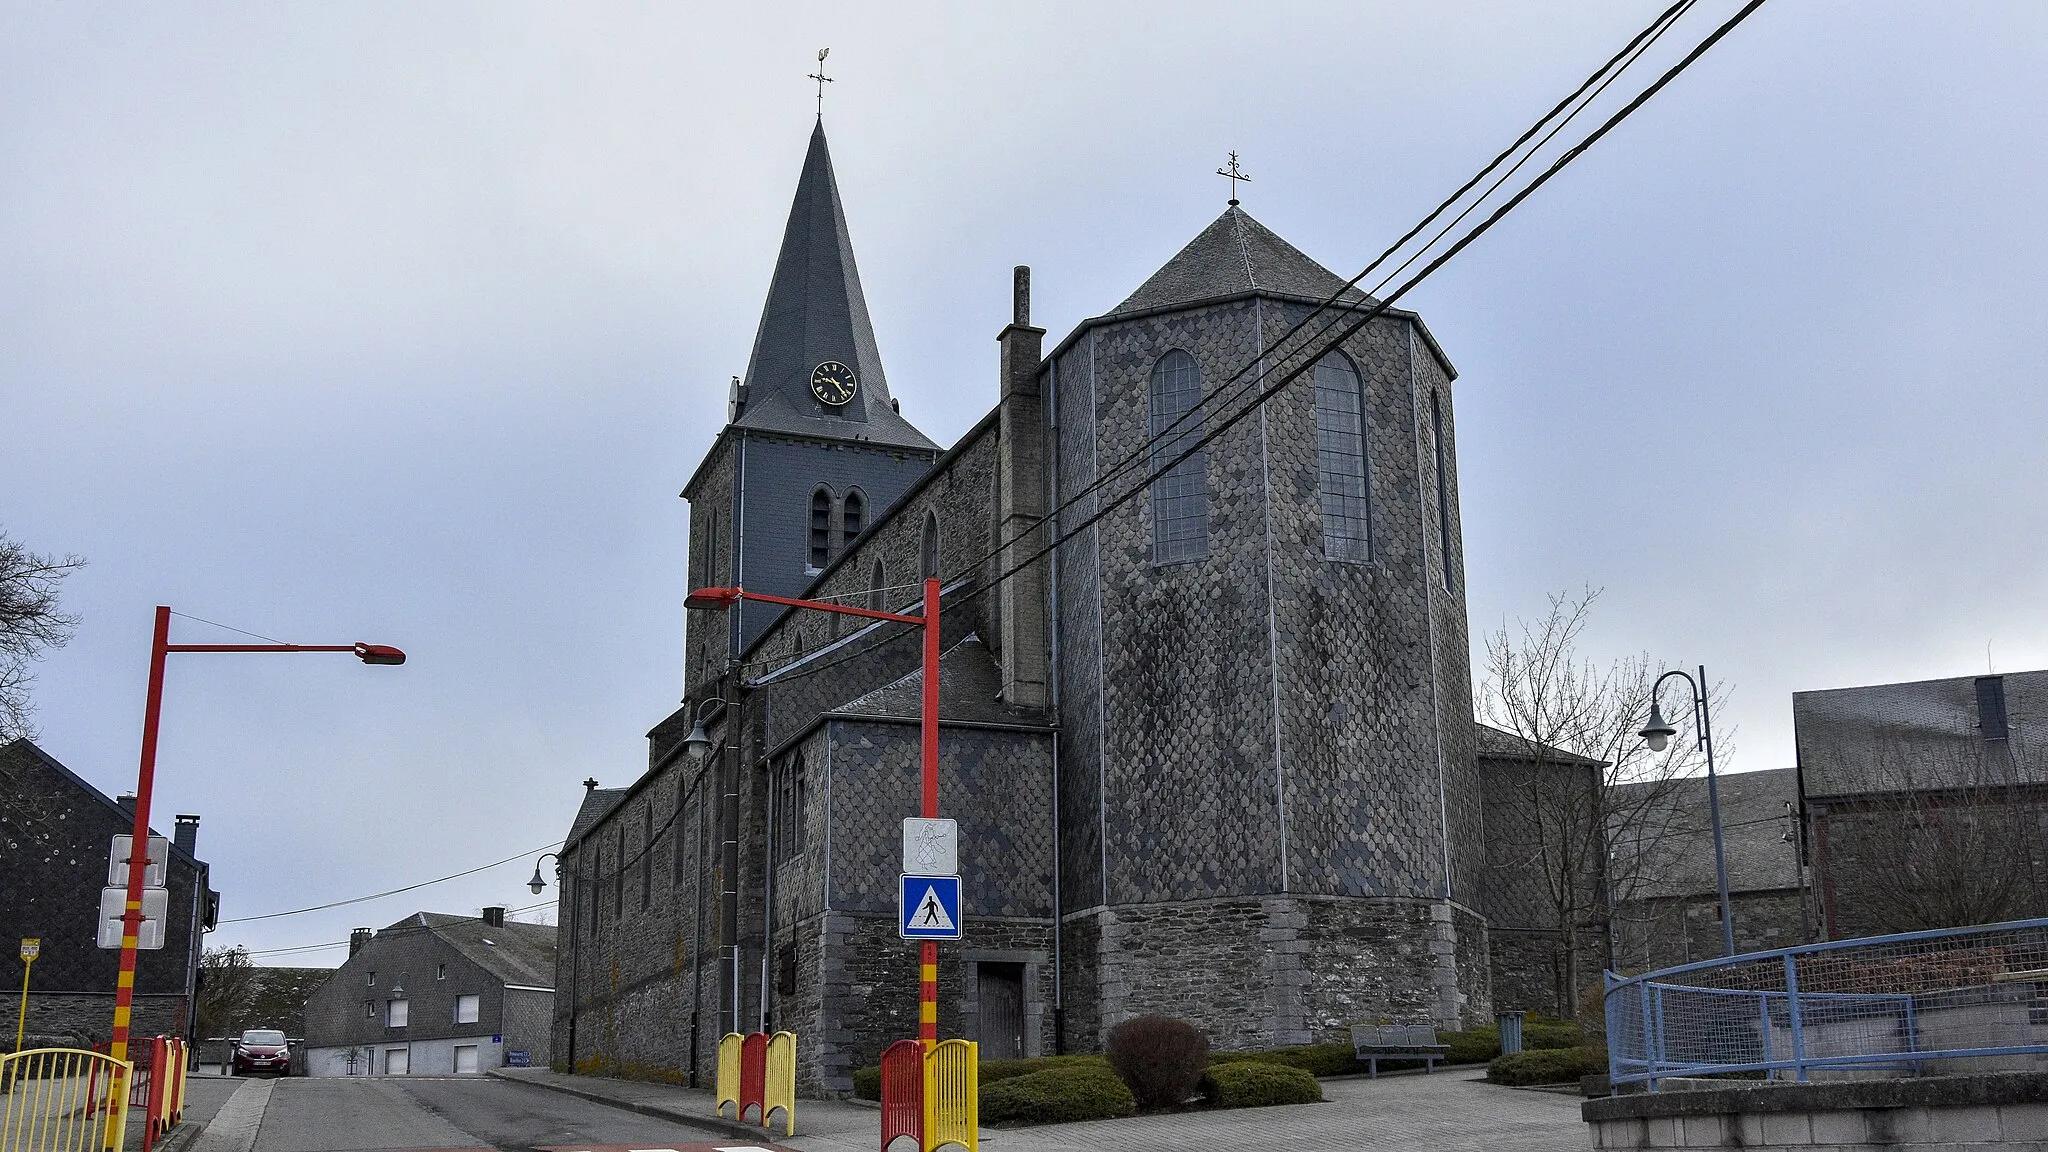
[899,874,962,940]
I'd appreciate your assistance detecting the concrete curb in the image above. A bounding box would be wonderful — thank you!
[485,1071,798,1144]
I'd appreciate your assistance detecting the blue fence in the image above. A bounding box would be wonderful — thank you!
[1606,916,2048,1089]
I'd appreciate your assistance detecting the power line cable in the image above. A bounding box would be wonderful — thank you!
[733,0,1763,691]
[949,0,1703,588]
[217,841,563,924]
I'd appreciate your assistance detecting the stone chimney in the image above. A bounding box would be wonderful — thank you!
[996,265,1050,711]
[349,928,373,956]
[481,906,506,928]
[173,814,200,858]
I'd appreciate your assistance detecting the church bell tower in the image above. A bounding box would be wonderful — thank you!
[682,122,939,682]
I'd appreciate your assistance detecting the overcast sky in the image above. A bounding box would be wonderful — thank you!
[6,2,2046,965]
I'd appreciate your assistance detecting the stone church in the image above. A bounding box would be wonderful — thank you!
[549,120,1585,1093]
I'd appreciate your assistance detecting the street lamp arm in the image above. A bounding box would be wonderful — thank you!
[685,585,923,626]
[165,642,406,665]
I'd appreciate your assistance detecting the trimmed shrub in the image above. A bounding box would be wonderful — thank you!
[852,1063,882,1100]
[1201,1061,1324,1108]
[1486,1046,1609,1086]
[980,1063,1136,1126]
[980,1054,1109,1085]
[1105,1015,1210,1109]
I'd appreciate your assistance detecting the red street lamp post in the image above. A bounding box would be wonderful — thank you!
[685,578,941,1048]
[109,605,405,1063]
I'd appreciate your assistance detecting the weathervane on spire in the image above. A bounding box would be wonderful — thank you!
[809,48,833,119]
[1216,151,1252,206]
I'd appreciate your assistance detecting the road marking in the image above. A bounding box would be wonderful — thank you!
[189,1077,275,1152]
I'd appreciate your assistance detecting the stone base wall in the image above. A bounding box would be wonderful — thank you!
[18,993,190,1049]
[1077,894,1487,1052]
[1584,1071,2048,1150]
[811,911,1053,1095]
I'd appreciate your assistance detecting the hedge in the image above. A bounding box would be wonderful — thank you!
[980,1063,1136,1126]
[1201,1061,1323,1108]
[1486,1046,1609,1086]
[851,1054,1107,1100]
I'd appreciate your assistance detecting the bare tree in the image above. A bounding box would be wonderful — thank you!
[0,529,85,741]
[1825,726,2045,934]
[197,945,256,1039]
[1479,588,1721,1012]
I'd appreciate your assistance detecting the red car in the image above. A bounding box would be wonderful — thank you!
[233,1029,291,1076]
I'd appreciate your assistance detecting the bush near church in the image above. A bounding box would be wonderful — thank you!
[979,1063,1136,1125]
[1200,1061,1324,1108]
[1487,1046,1610,1086]
[1104,1015,1210,1109]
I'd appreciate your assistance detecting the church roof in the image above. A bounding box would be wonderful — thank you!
[832,633,1046,727]
[1111,205,1376,316]
[730,121,937,452]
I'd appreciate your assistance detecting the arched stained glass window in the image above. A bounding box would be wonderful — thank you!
[868,559,887,612]
[842,489,866,547]
[808,487,833,570]
[1314,352,1371,562]
[919,512,940,581]
[1147,350,1209,564]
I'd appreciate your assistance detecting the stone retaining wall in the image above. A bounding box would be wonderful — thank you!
[1583,1071,2048,1150]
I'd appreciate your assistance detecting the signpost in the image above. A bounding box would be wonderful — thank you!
[15,938,37,1053]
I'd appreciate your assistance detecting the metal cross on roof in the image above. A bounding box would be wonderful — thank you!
[808,48,833,118]
[1216,151,1252,205]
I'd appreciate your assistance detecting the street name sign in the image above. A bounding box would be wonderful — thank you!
[107,834,169,889]
[899,874,962,941]
[901,817,958,876]
[96,887,169,950]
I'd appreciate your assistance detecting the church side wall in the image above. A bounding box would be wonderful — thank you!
[1050,337,1107,919]
[1086,300,1290,905]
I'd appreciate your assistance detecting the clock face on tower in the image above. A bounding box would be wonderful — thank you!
[810,360,859,407]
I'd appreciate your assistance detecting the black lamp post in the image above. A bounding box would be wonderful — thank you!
[1641,665,1735,957]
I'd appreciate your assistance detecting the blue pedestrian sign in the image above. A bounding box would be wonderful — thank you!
[899,874,962,940]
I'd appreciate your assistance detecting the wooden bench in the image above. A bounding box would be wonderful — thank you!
[1351,1023,1451,1078]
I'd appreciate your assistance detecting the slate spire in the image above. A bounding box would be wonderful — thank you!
[731,122,935,450]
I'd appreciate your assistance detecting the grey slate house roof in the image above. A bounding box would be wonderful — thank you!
[1794,669,2048,798]
[1472,723,1608,768]
[397,912,556,989]
[1611,767,1803,900]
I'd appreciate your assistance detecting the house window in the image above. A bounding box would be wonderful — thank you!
[367,971,376,986]
[809,487,834,569]
[702,508,721,586]
[364,1000,374,1019]
[436,964,445,981]
[1431,389,1452,589]
[843,489,866,545]
[868,559,886,612]
[774,753,808,863]
[919,512,940,581]
[1314,352,1371,562]
[385,1048,408,1076]
[387,999,409,1028]
[1147,350,1209,564]
[454,994,480,1025]
[453,1044,479,1074]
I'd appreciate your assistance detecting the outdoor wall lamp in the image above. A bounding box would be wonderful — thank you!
[527,851,561,895]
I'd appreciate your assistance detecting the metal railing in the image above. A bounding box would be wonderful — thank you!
[1607,916,2048,1089]
[0,1048,131,1152]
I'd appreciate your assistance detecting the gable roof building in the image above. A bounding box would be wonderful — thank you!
[0,738,217,1048]
[300,908,555,1076]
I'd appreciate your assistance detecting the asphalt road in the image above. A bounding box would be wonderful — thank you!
[246,1076,795,1152]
